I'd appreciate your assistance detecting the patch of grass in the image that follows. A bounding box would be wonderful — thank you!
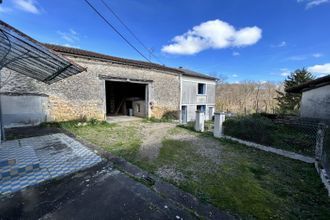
[143,116,175,123]
[61,121,330,219]
[147,137,330,219]
[166,126,196,137]
[61,120,142,161]
[177,121,195,131]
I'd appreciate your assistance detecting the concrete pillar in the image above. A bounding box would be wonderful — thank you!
[315,123,326,161]
[214,113,226,138]
[194,111,204,132]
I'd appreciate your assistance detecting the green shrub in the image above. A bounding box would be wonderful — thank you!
[252,112,278,120]
[143,116,162,123]
[162,111,178,120]
[223,115,317,156]
[223,115,276,145]
[144,115,175,123]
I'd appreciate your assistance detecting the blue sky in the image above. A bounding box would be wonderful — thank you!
[1,0,330,83]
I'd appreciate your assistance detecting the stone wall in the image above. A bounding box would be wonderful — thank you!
[0,56,181,122]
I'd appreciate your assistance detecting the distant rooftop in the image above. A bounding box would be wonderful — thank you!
[44,44,217,81]
[286,74,330,93]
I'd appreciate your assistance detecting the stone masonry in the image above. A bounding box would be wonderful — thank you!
[1,56,181,122]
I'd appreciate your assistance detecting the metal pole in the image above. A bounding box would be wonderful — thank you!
[0,68,4,142]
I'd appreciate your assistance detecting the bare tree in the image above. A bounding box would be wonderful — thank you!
[216,81,279,115]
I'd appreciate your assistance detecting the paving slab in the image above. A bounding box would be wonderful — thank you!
[0,133,101,194]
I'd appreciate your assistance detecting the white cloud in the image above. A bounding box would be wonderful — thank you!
[287,55,307,61]
[312,53,323,58]
[13,0,40,14]
[272,41,287,48]
[162,19,262,55]
[306,0,329,8]
[307,63,330,76]
[298,0,329,9]
[232,51,240,56]
[57,29,80,43]
[280,68,291,76]
[61,43,80,48]
[0,6,12,13]
[232,74,238,77]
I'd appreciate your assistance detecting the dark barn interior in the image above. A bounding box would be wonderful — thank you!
[105,81,146,116]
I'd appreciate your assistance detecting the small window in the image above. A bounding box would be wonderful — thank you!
[197,105,206,113]
[198,83,206,95]
[136,104,141,113]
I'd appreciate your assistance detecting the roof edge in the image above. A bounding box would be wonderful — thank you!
[43,43,217,81]
[286,75,330,93]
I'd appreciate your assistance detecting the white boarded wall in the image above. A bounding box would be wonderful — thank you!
[181,75,216,121]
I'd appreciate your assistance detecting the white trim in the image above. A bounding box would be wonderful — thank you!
[145,84,150,117]
[183,80,216,85]
[102,80,107,119]
[182,75,216,84]
[180,103,215,106]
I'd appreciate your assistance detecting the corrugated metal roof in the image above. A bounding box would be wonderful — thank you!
[0,20,85,84]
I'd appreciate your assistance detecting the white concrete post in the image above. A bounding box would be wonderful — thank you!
[315,123,326,161]
[194,111,204,132]
[214,113,226,138]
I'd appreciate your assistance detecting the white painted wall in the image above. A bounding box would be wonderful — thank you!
[300,85,330,120]
[181,75,216,122]
[1,94,48,128]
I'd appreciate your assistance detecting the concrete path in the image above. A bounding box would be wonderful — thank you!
[224,136,315,163]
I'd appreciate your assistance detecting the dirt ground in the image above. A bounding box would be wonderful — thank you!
[138,122,222,163]
[138,122,176,160]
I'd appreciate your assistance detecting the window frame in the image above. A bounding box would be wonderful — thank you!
[197,83,206,95]
[196,105,206,113]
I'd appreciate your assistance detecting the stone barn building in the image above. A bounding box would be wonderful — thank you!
[1,43,217,127]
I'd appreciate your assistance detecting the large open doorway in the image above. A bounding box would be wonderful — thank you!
[105,81,147,117]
